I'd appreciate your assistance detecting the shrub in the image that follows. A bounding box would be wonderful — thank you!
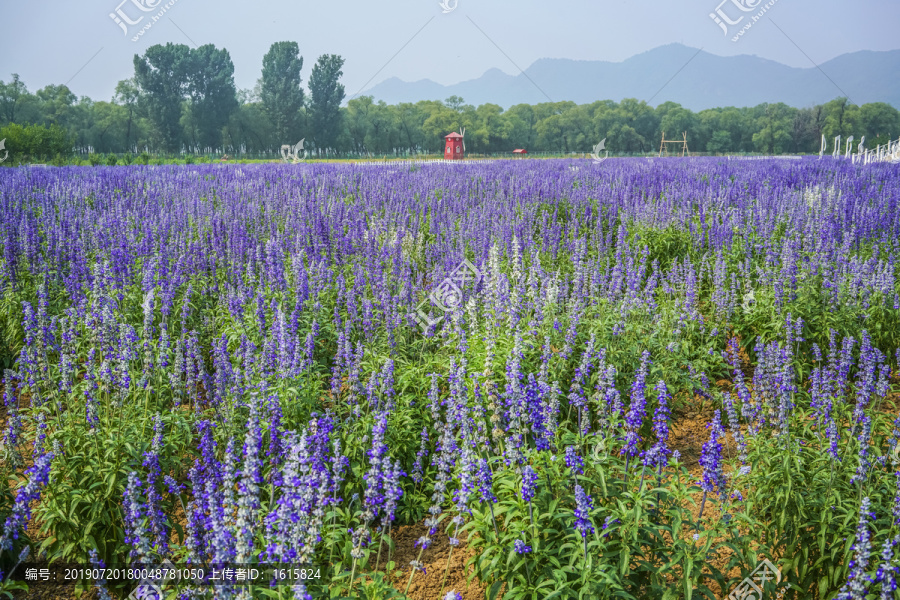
[0,122,74,163]
[105,153,118,166]
[137,152,150,165]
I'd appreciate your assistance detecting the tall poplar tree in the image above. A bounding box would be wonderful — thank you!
[260,42,305,145]
[308,54,346,153]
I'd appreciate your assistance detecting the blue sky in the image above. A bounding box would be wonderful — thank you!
[0,0,897,103]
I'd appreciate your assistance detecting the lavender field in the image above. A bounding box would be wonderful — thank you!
[1,157,899,600]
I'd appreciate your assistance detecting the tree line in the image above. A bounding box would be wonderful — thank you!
[1,41,899,157]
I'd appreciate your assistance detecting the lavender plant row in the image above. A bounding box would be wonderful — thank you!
[0,158,898,600]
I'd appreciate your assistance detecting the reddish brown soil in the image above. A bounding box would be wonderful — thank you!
[387,522,486,600]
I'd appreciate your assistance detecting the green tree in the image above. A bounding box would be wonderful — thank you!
[134,43,192,152]
[0,122,74,163]
[698,108,726,152]
[84,101,130,153]
[393,102,428,153]
[615,99,656,152]
[859,102,900,147]
[534,101,577,152]
[445,95,465,112]
[505,104,537,150]
[471,103,510,153]
[345,96,375,153]
[706,130,733,154]
[260,41,305,146]
[422,100,461,152]
[365,100,400,155]
[821,97,860,142]
[556,104,593,152]
[751,103,794,154]
[186,44,238,151]
[114,78,142,152]
[308,54,346,154]
[656,102,695,153]
[0,74,31,125]
[789,107,822,154]
[225,90,274,154]
[35,84,77,131]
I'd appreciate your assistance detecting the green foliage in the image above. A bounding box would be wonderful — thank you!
[1,164,899,600]
[133,43,193,153]
[0,122,73,164]
[309,54,347,152]
[464,446,737,600]
[628,223,697,269]
[260,41,305,143]
[7,70,900,156]
[186,44,239,149]
[739,418,897,598]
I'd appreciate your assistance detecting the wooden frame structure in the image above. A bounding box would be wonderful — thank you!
[658,131,690,157]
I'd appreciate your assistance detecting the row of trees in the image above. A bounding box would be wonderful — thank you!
[0,41,346,156]
[2,41,899,156]
[342,96,899,156]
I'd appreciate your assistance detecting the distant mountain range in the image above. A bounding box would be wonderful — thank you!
[360,44,900,110]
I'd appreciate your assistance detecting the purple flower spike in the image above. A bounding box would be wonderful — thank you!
[0,449,53,553]
[521,466,538,503]
[565,446,585,475]
[622,351,651,458]
[836,497,875,600]
[477,459,497,504]
[699,410,727,499]
[573,484,594,538]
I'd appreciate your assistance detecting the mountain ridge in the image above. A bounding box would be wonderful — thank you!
[358,44,900,110]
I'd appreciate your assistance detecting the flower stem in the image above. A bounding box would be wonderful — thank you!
[386,523,393,569]
[349,555,359,596]
[403,545,426,596]
[489,502,499,537]
[697,490,708,526]
[438,520,461,600]
[528,501,536,541]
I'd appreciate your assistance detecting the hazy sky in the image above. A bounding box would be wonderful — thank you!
[1,0,897,104]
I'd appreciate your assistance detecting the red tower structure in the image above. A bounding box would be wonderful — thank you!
[444,132,464,160]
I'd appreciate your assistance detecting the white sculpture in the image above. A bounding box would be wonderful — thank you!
[854,136,900,164]
[844,136,854,159]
